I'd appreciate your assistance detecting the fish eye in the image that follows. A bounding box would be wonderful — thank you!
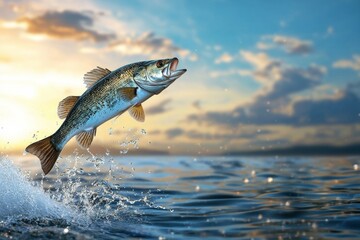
[156,60,164,68]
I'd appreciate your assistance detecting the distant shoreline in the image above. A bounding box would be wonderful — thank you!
[5,143,360,157]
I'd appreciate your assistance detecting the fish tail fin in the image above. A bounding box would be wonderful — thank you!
[25,136,61,175]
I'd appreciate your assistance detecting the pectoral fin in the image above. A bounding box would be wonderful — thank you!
[118,87,137,102]
[128,104,145,122]
[84,66,111,88]
[76,128,96,149]
[58,96,79,119]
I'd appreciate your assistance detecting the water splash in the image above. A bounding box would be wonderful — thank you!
[0,158,73,222]
[0,154,168,232]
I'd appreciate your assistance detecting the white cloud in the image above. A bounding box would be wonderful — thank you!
[0,2,197,61]
[240,50,283,85]
[333,55,360,72]
[257,35,313,55]
[256,42,273,50]
[214,45,222,51]
[214,52,233,64]
[327,26,334,35]
[209,68,250,78]
[109,32,198,61]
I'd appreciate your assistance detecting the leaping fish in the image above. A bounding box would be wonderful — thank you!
[25,58,186,175]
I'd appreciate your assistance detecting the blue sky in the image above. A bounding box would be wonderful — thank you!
[0,0,359,155]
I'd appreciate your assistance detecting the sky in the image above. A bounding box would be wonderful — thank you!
[0,0,359,155]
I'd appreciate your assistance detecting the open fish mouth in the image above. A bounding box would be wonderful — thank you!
[162,58,187,81]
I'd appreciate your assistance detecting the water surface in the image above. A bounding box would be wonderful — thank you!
[1,155,360,239]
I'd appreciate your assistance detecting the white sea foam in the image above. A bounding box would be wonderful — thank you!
[0,158,73,221]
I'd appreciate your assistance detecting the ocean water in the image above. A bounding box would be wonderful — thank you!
[0,154,360,239]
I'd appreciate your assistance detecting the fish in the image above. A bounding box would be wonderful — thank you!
[25,57,186,175]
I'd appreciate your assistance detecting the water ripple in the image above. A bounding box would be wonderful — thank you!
[1,155,360,239]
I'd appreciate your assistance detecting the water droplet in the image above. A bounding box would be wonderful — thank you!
[285,201,290,207]
[243,178,249,183]
[120,149,128,154]
[63,228,69,234]
[195,185,200,191]
[354,164,358,170]
[312,223,317,229]
[258,214,263,220]
[267,177,273,183]
[251,170,256,177]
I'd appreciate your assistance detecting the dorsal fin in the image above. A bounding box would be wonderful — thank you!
[58,96,79,119]
[128,104,145,122]
[84,66,111,88]
[76,128,96,149]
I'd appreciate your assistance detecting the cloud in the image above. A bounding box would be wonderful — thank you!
[291,89,360,125]
[215,53,233,64]
[209,68,250,78]
[257,35,313,55]
[206,48,331,127]
[239,50,325,92]
[163,127,271,141]
[189,84,359,127]
[18,10,115,42]
[263,64,326,100]
[333,55,360,72]
[146,98,172,115]
[165,128,184,139]
[210,37,314,81]
[240,50,282,85]
[186,129,271,140]
[192,100,202,110]
[109,32,197,61]
[326,26,334,36]
[187,56,360,127]
[256,42,273,50]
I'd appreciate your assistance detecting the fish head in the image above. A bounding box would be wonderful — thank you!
[133,57,186,94]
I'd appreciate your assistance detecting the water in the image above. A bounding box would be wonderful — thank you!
[1,155,360,239]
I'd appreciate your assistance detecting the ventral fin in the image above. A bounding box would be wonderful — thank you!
[128,104,145,122]
[57,96,79,119]
[84,66,111,88]
[76,128,96,149]
[118,87,137,102]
